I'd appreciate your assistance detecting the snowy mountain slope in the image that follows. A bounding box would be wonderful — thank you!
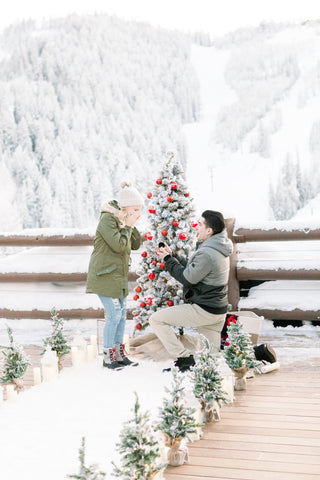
[185,22,320,221]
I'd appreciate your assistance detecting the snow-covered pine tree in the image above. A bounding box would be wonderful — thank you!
[156,368,198,444]
[68,436,106,480]
[224,319,259,377]
[192,335,229,422]
[42,307,71,370]
[112,392,165,480]
[133,153,197,330]
[0,326,30,391]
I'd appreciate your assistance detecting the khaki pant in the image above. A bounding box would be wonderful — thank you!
[149,304,226,359]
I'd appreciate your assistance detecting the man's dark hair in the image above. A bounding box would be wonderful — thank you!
[202,210,225,235]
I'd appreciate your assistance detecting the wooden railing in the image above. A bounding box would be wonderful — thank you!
[226,219,320,321]
[1,222,320,321]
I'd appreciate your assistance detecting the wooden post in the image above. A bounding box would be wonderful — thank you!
[225,218,239,310]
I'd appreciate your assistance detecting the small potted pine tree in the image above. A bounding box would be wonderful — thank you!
[42,307,71,371]
[155,368,200,466]
[192,335,229,422]
[68,436,106,479]
[0,326,30,392]
[113,393,166,480]
[224,319,259,390]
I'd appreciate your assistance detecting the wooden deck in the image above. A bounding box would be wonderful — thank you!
[165,361,320,480]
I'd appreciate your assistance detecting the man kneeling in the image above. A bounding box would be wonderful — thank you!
[149,210,233,372]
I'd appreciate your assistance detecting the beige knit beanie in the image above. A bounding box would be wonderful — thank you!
[118,181,144,207]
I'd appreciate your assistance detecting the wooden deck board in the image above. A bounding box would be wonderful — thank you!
[166,352,320,480]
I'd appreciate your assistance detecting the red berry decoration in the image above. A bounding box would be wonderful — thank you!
[171,181,178,190]
[179,232,187,240]
[147,192,152,199]
[135,323,142,330]
[134,313,139,317]
[191,221,198,228]
[184,192,190,197]
[148,272,155,280]
[167,195,173,202]
[156,179,162,185]
[144,232,148,238]
[147,234,153,240]
[135,286,142,293]
[152,260,157,265]
[146,297,153,306]
[161,229,168,236]
[172,220,179,227]
[167,300,174,306]
[133,294,139,301]
[141,251,148,258]
[160,262,165,269]
[148,206,156,214]
[140,302,146,308]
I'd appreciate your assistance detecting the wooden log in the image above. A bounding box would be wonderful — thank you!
[0,307,135,320]
[0,271,139,282]
[233,227,320,243]
[0,234,94,246]
[240,308,320,321]
[237,268,320,281]
[225,218,239,309]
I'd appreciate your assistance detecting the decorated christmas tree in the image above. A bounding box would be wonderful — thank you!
[224,320,259,371]
[0,326,30,391]
[112,392,165,480]
[133,153,197,330]
[42,307,71,370]
[192,335,229,422]
[68,436,106,480]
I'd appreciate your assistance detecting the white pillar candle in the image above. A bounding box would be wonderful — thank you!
[71,346,81,370]
[0,385,3,404]
[87,344,95,362]
[6,385,18,402]
[44,365,57,382]
[33,367,41,385]
[123,334,130,354]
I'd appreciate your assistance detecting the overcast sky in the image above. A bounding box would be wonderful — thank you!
[1,0,320,36]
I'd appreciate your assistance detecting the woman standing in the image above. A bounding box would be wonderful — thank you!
[86,182,143,369]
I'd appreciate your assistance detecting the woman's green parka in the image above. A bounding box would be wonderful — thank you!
[86,201,141,298]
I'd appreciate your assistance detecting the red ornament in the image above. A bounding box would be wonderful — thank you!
[161,229,168,236]
[147,234,153,240]
[147,192,152,199]
[148,272,155,280]
[167,195,173,202]
[135,323,142,330]
[171,181,178,190]
[191,221,198,228]
[141,251,148,258]
[133,294,139,301]
[135,286,142,293]
[160,262,165,269]
[144,232,148,238]
[140,302,146,308]
[156,179,162,185]
[134,313,139,317]
[172,220,179,227]
[184,192,190,197]
[179,232,187,240]
[146,297,153,306]
[167,300,174,306]
[148,206,156,214]
[152,260,157,265]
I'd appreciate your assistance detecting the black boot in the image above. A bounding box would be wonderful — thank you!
[103,348,124,370]
[253,344,277,363]
[174,354,195,373]
[115,343,139,367]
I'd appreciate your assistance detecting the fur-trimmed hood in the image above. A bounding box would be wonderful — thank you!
[100,199,126,226]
